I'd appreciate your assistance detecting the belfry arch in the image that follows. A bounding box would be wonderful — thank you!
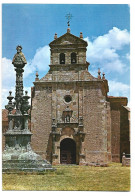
[60,53,65,64]
[71,52,77,64]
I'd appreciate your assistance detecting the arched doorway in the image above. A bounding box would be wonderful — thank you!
[60,138,76,164]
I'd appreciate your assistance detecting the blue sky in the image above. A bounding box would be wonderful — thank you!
[2,4,130,108]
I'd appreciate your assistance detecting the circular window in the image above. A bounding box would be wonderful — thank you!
[64,95,72,103]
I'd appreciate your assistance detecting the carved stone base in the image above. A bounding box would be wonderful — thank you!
[2,146,55,173]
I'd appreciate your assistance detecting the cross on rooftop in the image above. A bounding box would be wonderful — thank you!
[65,13,73,27]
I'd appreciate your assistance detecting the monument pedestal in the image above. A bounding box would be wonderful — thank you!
[3,149,54,173]
[3,130,54,173]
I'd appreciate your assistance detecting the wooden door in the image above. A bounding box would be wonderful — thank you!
[60,138,76,164]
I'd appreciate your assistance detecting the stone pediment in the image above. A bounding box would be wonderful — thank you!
[49,32,87,47]
[60,41,73,45]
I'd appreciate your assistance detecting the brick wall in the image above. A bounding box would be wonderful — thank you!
[83,84,109,164]
[108,97,129,163]
[31,87,52,161]
[106,102,112,162]
[110,108,120,162]
[120,107,130,161]
[55,86,79,123]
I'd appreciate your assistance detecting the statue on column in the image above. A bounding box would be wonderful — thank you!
[2,46,54,173]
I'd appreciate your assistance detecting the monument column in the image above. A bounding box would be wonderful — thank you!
[2,46,54,173]
[4,45,32,148]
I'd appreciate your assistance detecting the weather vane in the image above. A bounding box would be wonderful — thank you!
[65,13,73,27]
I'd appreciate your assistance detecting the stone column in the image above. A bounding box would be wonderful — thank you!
[3,46,54,173]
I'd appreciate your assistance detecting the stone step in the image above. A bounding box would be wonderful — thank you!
[2,167,55,173]
[2,159,55,173]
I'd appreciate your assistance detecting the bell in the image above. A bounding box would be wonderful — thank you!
[73,59,75,62]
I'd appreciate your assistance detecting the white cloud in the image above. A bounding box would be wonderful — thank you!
[2,86,31,109]
[23,86,32,105]
[108,80,130,98]
[1,58,15,108]
[24,45,50,78]
[126,53,130,60]
[2,45,50,108]
[2,57,16,88]
[2,87,15,109]
[85,27,130,73]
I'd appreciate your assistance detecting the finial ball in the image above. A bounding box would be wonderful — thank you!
[54,33,57,39]
[67,28,71,33]
[80,32,83,38]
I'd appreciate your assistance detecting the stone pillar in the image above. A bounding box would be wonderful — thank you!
[79,133,86,165]
[8,114,13,130]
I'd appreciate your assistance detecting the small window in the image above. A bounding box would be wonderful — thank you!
[64,95,72,103]
[71,52,77,64]
[60,53,65,64]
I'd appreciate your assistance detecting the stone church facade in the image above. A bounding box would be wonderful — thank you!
[30,28,130,165]
[2,28,130,166]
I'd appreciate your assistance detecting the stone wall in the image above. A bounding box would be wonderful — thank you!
[122,153,130,166]
[2,121,8,151]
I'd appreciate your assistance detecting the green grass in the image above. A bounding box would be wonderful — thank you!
[2,163,130,191]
